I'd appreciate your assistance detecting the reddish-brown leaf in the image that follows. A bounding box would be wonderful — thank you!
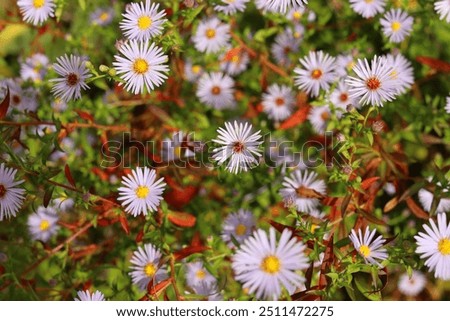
[174,245,210,261]
[406,197,429,220]
[43,186,54,208]
[416,56,450,73]
[279,106,310,130]
[0,86,10,119]
[64,164,76,188]
[164,185,199,209]
[361,177,380,190]
[383,197,399,213]
[148,278,172,296]
[135,229,144,243]
[119,215,130,235]
[167,211,196,228]
[75,110,94,122]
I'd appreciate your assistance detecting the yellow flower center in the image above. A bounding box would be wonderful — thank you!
[205,29,216,39]
[311,69,323,79]
[438,238,450,255]
[133,58,149,74]
[261,255,281,274]
[144,263,157,277]
[195,269,206,279]
[0,184,6,198]
[235,224,247,236]
[389,69,398,80]
[310,224,319,233]
[365,0,373,3]
[99,12,110,22]
[293,11,302,20]
[135,186,150,199]
[359,245,371,258]
[138,16,152,30]
[231,54,240,64]
[33,0,45,8]
[391,21,401,32]
[347,61,356,71]
[39,220,50,231]
[174,146,182,158]
[191,65,201,74]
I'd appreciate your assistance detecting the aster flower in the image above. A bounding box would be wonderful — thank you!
[185,261,216,288]
[349,0,386,19]
[129,243,168,290]
[20,53,49,82]
[196,72,235,109]
[90,7,115,26]
[384,53,414,95]
[280,169,327,213]
[398,270,426,297]
[113,40,169,95]
[192,17,231,54]
[287,6,306,22]
[161,131,195,162]
[191,281,223,301]
[346,55,398,107]
[220,47,250,76]
[335,54,357,79]
[271,28,302,67]
[262,84,295,122]
[117,167,166,217]
[53,196,74,212]
[27,206,59,242]
[445,96,450,114]
[183,60,203,83]
[0,79,38,113]
[214,0,249,15]
[50,55,91,102]
[17,0,55,25]
[380,9,414,43]
[418,183,450,213]
[415,213,450,280]
[263,0,308,14]
[232,227,309,300]
[212,121,263,174]
[435,0,450,23]
[0,163,25,221]
[119,0,167,41]
[266,137,296,168]
[222,209,256,247]
[307,105,331,134]
[294,51,336,97]
[349,226,388,267]
[75,290,105,301]
[329,81,360,111]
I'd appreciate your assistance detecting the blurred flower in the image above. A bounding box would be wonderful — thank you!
[53,196,74,212]
[196,72,235,109]
[445,96,450,114]
[214,0,249,15]
[294,51,336,97]
[349,0,386,19]
[287,6,306,22]
[398,270,426,297]
[329,81,360,111]
[380,9,413,43]
[161,131,195,162]
[221,209,256,247]
[262,84,295,122]
[20,53,49,82]
[90,7,115,26]
[113,40,169,95]
[212,121,263,174]
[129,243,168,290]
[17,0,55,25]
[308,105,331,133]
[271,28,302,67]
[51,98,68,112]
[346,55,398,107]
[232,227,309,300]
[0,79,38,113]
[50,55,91,102]
[120,0,166,41]
[262,0,307,14]
[349,226,388,267]
[74,290,105,301]
[383,182,396,196]
[418,182,450,213]
[0,163,25,221]
[434,0,450,23]
[185,261,216,288]
[280,169,327,213]
[220,47,250,76]
[192,17,230,54]
[27,206,59,242]
[335,54,357,79]
[191,281,223,301]
[117,167,166,217]
[415,213,450,280]
[183,59,203,82]
[384,53,414,95]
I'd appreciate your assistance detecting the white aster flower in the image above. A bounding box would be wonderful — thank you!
[445,96,450,114]
[380,9,413,43]
[287,6,306,22]
[415,213,450,280]
[17,0,55,25]
[192,17,230,54]
[113,40,169,95]
[270,28,302,67]
[435,0,450,23]
[129,243,168,290]
[266,137,296,168]
[262,84,295,122]
[384,53,414,95]
[294,51,336,97]
[161,131,195,162]
[52,196,74,212]
[335,54,357,79]
[185,261,216,288]
[220,47,250,76]
[75,290,105,301]
[349,0,386,19]
[349,226,388,267]
[398,270,426,297]
[308,105,331,133]
[214,0,249,15]
[27,206,59,242]
[262,0,308,14]
[183,60,203,83]
[329,80,360,111]
[0,79,38,113]
[120,0,167,41]
[212,121,263,174]
[117,167,166,217]
[346,55,398,107]
[280,169,327,213]
[196,72,235,109]
[222,209,256,247]
[20,53,49,82]
[0,163,25,221]
[418,184,450,213]
[90,7,115,26]
[192,281,223,301]
[232,227,309,300]
[50,55,91,102]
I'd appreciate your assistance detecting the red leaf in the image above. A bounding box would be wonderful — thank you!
[75,110,94,122]
[174,245,210,261]
[416,56,450,73]
[64,164,76,188]
[406,197,429,220]
[167,211,196,228]
[164,177,199,209]
[361,177,380,190]
[0,86,10,119]
[119,215,130,235]
[135,229,144,243]
[279,106,310,130]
